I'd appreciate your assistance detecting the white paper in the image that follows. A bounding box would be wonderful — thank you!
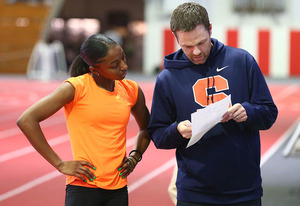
[186,95,231,148]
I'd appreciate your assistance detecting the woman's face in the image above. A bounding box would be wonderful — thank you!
[91,44,128,80]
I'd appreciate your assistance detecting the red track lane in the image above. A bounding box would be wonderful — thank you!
[0,78,300,206]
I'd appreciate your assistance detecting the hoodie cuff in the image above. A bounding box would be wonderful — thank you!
[169,122,187,146]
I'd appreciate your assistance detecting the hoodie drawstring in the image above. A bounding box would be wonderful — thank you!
[206,76,215,105]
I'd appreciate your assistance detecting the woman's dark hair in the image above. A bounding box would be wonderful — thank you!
[69,34,117,77]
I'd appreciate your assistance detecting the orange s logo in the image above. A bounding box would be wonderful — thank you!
[193,75,229,107]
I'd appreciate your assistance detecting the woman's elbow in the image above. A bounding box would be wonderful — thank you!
[16,115,24,127]
[16,114,32,131]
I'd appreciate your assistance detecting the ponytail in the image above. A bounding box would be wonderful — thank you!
[69,34,117,77]
[69,55,90,77]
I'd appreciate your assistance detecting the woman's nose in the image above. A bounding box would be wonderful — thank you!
[120,61,128,71]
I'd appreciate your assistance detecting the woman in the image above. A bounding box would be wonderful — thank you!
[17,34,151,206]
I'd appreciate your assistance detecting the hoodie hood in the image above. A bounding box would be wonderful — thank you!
[164,38,225,70]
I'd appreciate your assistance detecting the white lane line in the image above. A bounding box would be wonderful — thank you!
[0,135,146,202]
[0,157,175,202]
[260,118,300,166]
[0,115,66,140]
[128,158,176,193]
[0,171,61,202]
[1,118,296,201]
[0,134,69,163]
[1,117,295,201]
[0,133,136,163]
[1,114,137,140]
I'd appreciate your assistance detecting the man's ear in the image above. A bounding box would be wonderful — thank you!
[209,23,212,36]
[172,31,178,43]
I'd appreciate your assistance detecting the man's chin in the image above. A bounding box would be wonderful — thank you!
[192,59,205,65]
[191,56,206,65]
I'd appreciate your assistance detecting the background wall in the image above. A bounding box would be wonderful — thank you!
[1,0,300,79]
[0,0,145,75]
[143,0,300,78]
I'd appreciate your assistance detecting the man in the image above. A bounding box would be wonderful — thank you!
[148,2,278,206]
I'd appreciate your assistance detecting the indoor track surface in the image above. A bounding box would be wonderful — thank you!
[0,74,300,206]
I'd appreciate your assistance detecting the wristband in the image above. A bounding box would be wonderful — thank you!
[129,150,142,162]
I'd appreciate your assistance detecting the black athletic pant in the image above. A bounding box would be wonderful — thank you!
[65,185,128,206]
[177,198,261,206]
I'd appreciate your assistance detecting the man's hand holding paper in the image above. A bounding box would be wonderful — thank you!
[186,95,231,148]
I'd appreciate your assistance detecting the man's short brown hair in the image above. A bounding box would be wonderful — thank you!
[170,2,210,33]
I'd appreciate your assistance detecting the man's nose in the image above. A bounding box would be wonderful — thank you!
[193,46,201,55]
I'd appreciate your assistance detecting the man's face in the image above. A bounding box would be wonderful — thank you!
[175,24,212,65]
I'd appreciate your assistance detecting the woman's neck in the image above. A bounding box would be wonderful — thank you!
[91,73,115,92]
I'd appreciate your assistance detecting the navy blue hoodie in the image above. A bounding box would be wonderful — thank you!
[148,38,278,204]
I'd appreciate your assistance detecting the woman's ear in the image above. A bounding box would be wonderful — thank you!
[89,66,99,76]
